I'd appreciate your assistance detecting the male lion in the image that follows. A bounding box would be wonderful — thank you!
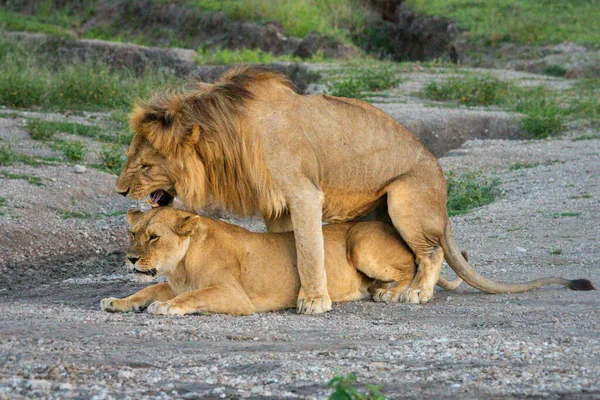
[100,208,462,315]
[115,66,594,314]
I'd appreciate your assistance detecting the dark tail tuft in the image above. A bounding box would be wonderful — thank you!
[460,250,468,263]
[568,279,596,291]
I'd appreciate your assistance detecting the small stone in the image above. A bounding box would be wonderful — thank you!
[516,246,527,253]
[118,369,135,379]
[25,380,52,391]
[73,165,87,173]
[59,383,73,391]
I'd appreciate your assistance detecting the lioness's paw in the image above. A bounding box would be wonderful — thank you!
[147,301,171,315]
[101,297,133,313]
[147,301,186,315]
[296,294,332,315]
[101,298,146,313]
[100,297,118,312]
[397,287,434,304]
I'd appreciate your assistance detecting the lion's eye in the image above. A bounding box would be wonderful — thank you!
[149,234,159,242]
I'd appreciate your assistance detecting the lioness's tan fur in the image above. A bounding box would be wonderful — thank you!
[115,66,594,314]
[101,208,437,315]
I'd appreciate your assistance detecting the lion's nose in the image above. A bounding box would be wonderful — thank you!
[117,188,130,197]
[127,256,140,265]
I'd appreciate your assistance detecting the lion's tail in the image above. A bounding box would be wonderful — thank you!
[441,221,596,293]
[436,250,468,291]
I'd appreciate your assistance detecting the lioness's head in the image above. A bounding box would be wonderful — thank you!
[125,207,203,281]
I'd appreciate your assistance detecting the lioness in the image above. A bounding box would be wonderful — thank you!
[115,66,593,314]
[101,208,464,315]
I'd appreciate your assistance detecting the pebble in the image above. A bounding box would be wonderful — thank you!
[24,380,52,391]
[73,165,87,173]
[516,246,527,253]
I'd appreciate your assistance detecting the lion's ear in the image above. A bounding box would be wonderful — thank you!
[176,215,203,237]
[130,94,191,154]
[127,209,144,226]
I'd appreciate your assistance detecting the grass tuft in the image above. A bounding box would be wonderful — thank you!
[52,140,87,162]
[98,144,126,175]
[0,171,44,186]
[328,373,385,400]
[509,161,540,171]
[0,144,15,166]
[446,171,500,216]
[0,39,181,112]
[327,67,401,99]
[422,75,569,138]
[424,75,510,107]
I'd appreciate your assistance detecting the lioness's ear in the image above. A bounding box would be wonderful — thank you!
[127,209,144,226]
[176,215,203,236]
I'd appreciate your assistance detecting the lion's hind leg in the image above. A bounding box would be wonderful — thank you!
[384,166,448,304]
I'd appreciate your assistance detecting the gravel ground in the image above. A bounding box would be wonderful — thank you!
[1,121,598,398]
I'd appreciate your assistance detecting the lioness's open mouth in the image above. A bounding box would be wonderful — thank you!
[147,190,174,207]
[134,268,157,277]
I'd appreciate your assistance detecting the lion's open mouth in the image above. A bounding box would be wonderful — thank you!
[134,268,157,277]
[147,190,174,207]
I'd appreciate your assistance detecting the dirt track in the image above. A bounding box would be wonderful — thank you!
[1,129,599,399]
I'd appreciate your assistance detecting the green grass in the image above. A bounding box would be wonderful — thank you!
[57,209,92,219]
[424,75,511,106]
[196,47,279,65]
[0,38,181,112]
[509,161,540,171]
[422,75,573,138]
[405,0,600,47]
[446,171,500,216]
[0,144,15,166]
[57,208,128,219]
[551,211,582,218]
[327,67,401,99]
[98,144,126,175]
[0,143,60,166]
[0,8,74,37]
[569,193,592,199]
[189,0,375,39]
[0,171,44,186]
[25,118,130,144]
[328,373,385,400]
[51,140,87,162]
[572,134,600,141]
[550,248,563,255]
[196,46,328,65]
[0,196,6,207]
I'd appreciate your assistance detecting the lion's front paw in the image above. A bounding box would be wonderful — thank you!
[397,286,434,304]
[373,289,394,303]
[296,291,332,315]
